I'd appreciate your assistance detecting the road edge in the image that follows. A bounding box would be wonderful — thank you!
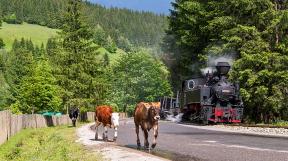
[177,122,288,139]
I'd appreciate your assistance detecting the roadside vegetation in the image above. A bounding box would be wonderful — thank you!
[272,121,288,127]
[0,126,103,161]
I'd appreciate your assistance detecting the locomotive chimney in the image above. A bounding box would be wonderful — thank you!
[215,62,231,75]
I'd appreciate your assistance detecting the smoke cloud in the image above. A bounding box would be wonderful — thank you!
[166,113,183,123]
[207,55,235,67]
[201,54,236,76]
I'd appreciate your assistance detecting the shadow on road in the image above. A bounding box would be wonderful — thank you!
[122,144,206,161]
[89,138,115,142]
[67,125,75,128]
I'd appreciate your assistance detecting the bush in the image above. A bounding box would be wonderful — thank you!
[4,14,22,24]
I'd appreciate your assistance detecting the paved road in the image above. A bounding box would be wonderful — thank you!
[109,119,288,161]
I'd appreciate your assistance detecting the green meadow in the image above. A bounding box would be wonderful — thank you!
[0,22,123,63]
[0,22,58,50]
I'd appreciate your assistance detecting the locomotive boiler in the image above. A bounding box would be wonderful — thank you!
[179,62,244,124]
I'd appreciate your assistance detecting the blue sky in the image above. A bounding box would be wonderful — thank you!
[88,0,174,15]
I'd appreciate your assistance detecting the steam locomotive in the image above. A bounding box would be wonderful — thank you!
[179,62,244,124]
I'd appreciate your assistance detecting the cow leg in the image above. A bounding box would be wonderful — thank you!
[95,121,101,140]
[103,126,108,141]
[143,129,149,150]
[113,127,118,142]
[72,118,76,127]
[135,125,141,149]
[151,125,158,149]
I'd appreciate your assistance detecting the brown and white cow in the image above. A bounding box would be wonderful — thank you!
[134,102,161,150]
[95,105,120,141]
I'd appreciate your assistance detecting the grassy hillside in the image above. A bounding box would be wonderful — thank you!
[0,23,58,50]
[0,22,122,64]
[0,0,168,49]
[96,47,125,65]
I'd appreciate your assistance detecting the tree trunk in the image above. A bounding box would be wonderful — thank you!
[274,0,280,45]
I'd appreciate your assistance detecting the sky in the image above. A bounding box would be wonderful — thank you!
[88,0,174,15]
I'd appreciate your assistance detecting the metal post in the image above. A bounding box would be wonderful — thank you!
[176,91,179,108]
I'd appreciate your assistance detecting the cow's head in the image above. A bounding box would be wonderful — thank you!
[111,113,120,127]
[149,106,161,121]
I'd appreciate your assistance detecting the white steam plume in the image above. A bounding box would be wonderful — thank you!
[201,54,236,76]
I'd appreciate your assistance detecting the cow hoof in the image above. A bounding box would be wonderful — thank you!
[151,143,156,149]
[113,137,117,142]
[137,143,141,150]
[145,146,150,151]
[144,144,149,150]
[103,137,108,142]
[145,143,149,148]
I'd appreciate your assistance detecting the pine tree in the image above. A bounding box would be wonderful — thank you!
[56,0,105,110]
[4,40,35,112]
[0,39,4,49]
[0,16,3,49]
[6,42,35,87]
[103,53,109,67]
[46,38,57,56]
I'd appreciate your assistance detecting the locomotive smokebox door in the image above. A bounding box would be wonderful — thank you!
[216,62,230,75]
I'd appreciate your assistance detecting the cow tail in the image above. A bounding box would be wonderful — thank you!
[94,111,97,121]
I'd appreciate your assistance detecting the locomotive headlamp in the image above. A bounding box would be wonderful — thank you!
[222,89,231,93]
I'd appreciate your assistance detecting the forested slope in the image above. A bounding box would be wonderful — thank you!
[0,0,168,49]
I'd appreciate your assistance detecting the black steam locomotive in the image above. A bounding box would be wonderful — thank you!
[179,62,244,124]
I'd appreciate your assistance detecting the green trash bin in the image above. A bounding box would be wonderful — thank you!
[42,112,62,116]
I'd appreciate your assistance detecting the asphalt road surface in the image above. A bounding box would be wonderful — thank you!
[107,119,288,161]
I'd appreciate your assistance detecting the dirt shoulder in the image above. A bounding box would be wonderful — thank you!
[76,123,170,161]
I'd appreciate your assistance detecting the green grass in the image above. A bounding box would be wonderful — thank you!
[0,125,103,161]
[96,47,125,65]
[0,22,58,50]
[272,121,288,127]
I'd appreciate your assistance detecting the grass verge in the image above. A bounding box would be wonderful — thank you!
[0,125,103,161]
